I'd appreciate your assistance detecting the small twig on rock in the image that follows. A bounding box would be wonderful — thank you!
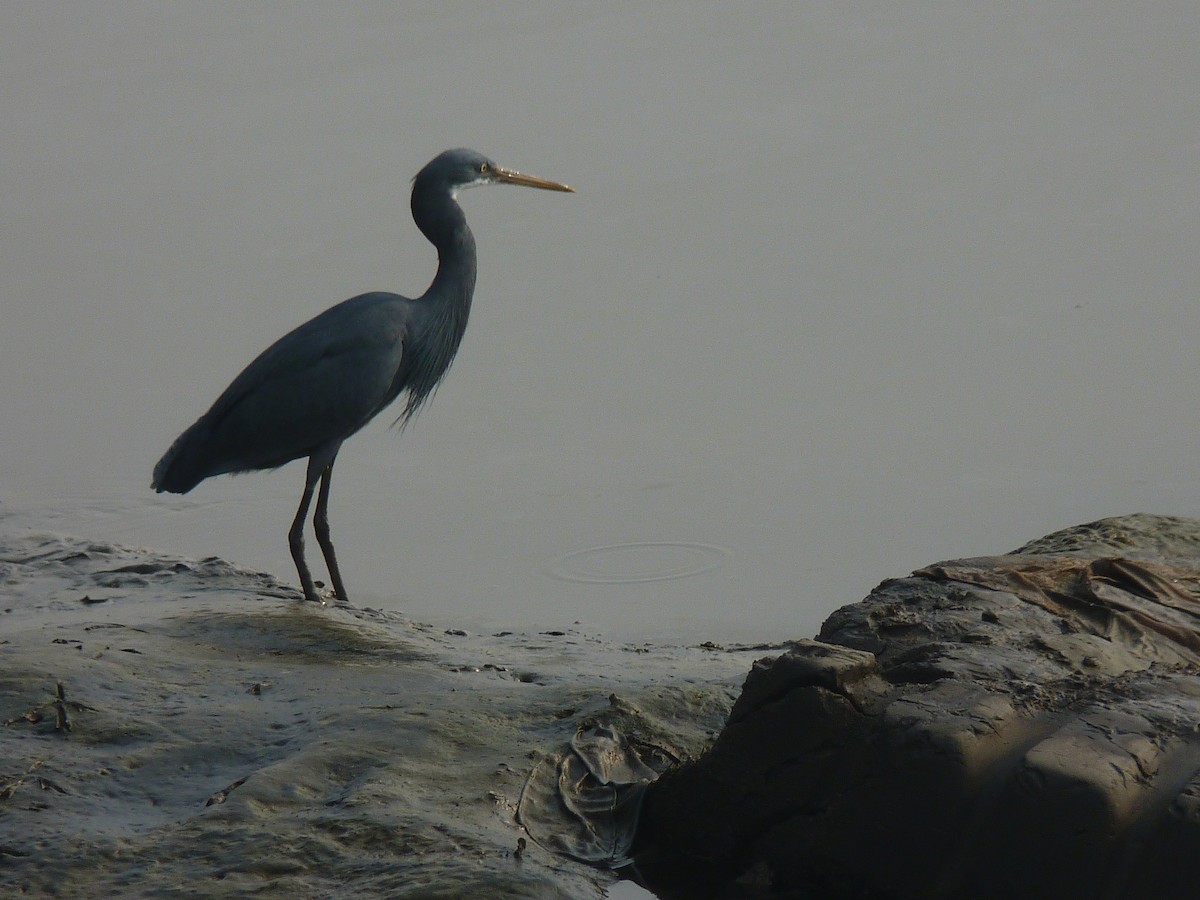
[4,682,94,733]
[0,759,65,803]
[205,776,250,806]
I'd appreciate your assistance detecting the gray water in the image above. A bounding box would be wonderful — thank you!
[3,3,1198,644]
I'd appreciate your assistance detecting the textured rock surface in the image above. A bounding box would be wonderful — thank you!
[0,532,755,899]
[638,514,1200,899]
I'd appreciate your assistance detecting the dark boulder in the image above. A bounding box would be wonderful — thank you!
[637,514,1200,899]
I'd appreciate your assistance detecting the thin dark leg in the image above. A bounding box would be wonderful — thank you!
[312,458,349,604]
[288,459,323,603]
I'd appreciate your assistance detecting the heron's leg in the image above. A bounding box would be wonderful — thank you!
[288,459,323,603]
[312,455,350,605]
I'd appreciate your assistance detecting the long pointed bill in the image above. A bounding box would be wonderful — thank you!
[492,166,575,192]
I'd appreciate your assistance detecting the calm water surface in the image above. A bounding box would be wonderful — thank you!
[3,4,1198,643]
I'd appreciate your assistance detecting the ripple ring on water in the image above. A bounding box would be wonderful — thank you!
[546,541,731,585]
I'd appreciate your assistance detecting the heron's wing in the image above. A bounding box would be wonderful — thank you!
[192,292,414,473]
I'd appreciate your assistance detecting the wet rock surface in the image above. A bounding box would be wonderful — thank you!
[10,514,1200,898]
[637,514,1200,899]
[0,532,759,898]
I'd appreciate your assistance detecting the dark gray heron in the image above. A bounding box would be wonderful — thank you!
[152,148,574,603]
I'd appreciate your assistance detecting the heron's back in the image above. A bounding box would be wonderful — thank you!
[151,292,416,494]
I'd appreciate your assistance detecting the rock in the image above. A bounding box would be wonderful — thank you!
[0,532,757,899]
[636,515,1200,899]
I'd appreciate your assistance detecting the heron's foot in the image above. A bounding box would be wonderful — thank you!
[294,577,323,603]
[311,581,351,606]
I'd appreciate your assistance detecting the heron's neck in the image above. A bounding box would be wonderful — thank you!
[402,185,478,418]
[413,187,478,314]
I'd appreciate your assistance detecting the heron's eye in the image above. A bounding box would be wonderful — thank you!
[479,162,490,174]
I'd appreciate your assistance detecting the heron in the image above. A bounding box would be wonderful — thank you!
[152,148,574,603]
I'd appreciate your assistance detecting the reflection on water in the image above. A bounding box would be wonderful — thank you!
[547,542,731,584]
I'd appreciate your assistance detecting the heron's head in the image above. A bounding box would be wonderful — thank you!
[415,148,574,197]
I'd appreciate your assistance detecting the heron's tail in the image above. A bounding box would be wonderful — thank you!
[151,422,212,494]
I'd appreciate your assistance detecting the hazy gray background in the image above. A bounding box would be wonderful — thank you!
[3,3,1198,642]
